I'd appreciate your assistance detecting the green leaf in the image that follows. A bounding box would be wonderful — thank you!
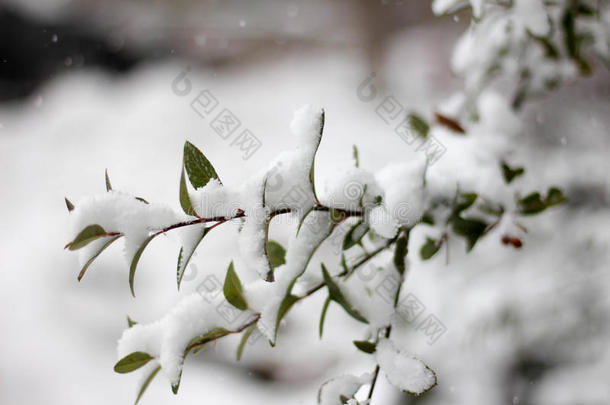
[408,112,430,138]
[501,161,525,184]
[453,193,478,217]
[168,327,232,395]
[478,200,505,217]
[77,235,121,281]
[65,224,109,250]
[266,240,286,269]
[183,141,220,189]
[236,323,257,361]
[451,217,487,251]
[105,169,112,192]
[114,352,153,374]
[518,187,566,215]
[420,237,442,260]
[186,327,231,354]
[129,234,157,297]
[530,33,559,59]
[420,211,435,225]
[273,294,300,343]
[353,340,377,354]
[517,192,546,215]
[393,233,409,275]
[563,9,578,59]
[352,145,360,168]
[223,262,248,311]
[321,264,368,324]
[296,207,315,236]
[319,296,331,339]
[545,187,567,206]
[127,316,138,328]
[65,197,75,212]
[135,366,160,405]
[177,226,213,289]
[343,221,368,251]
[179,165,196,216]
[340,254,349,274]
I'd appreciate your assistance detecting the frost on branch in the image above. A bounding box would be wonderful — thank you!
[65,95,567,403]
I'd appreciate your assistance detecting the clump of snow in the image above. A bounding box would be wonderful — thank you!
[317,372,372,405]
[237,174,272,281]
[513,0,549,37]
[367,205,399,239]
[474,90,521,138]
[289,104,324,150]
[245,210,334,342]
[263,105,324,213]
[375,158,427,227]
[117,292,256,386]
[321,167,382,212]
[376,338,437,395]
[189,178,240,219]
[70,191,185,265]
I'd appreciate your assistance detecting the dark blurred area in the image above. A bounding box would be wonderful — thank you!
[0,5,144,101]
[0,0,437,102]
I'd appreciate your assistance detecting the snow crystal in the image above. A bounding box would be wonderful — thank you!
[376,338,436,395]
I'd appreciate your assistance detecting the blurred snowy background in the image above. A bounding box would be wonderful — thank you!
[1,0,609,404]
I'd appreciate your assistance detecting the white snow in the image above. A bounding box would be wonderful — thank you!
[375,338,436,395]
[70,191,185,266]
[117,292,256,386]
[317,372,372,405]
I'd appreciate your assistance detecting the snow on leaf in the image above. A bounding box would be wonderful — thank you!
[376,338,437,395]
[117,293,255,389]
[317,373,373,405]
[176,223,212,289]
